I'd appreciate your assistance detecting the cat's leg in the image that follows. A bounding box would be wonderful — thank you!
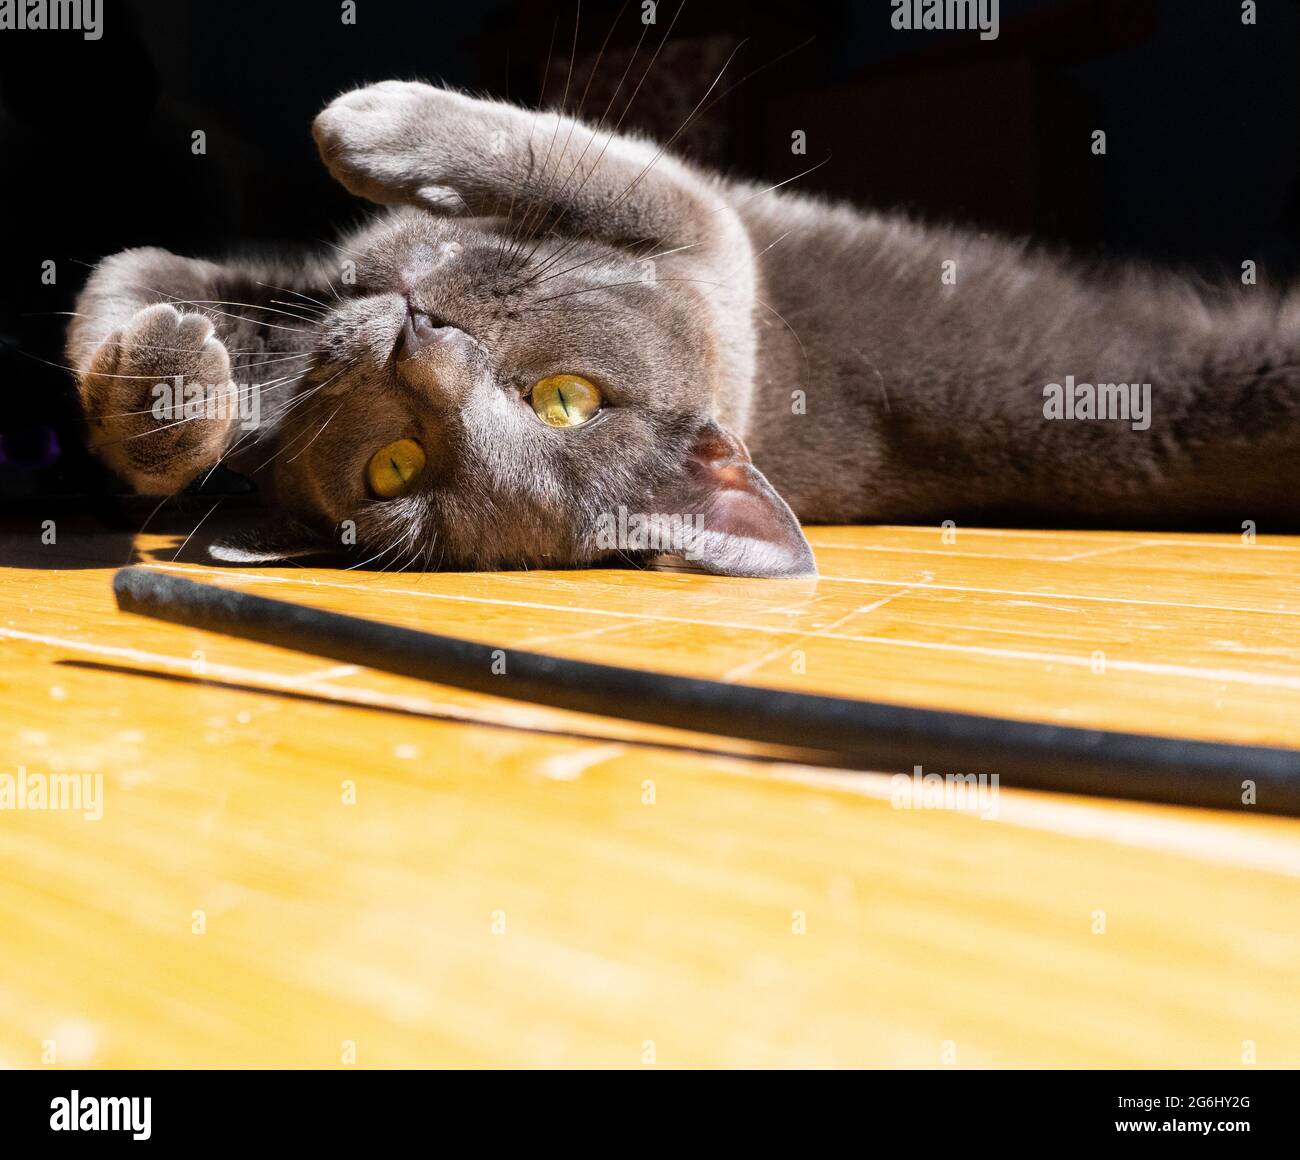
[68,248,241,495]
[312,81,757,429]
[312,81,749,260]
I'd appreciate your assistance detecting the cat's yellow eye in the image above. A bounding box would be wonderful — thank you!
[367,438,426,499]
[531,374,602,427]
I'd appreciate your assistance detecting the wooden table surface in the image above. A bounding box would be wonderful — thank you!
[1,520,1298,1067]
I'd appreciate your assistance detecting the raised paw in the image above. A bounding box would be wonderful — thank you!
[81,303,237,495]
[311,81,511,211]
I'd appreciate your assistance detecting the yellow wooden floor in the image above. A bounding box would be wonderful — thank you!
[2,521,1300,1068]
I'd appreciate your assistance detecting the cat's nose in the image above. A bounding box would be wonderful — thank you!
[401,309,454,358]
[397,310,484,402]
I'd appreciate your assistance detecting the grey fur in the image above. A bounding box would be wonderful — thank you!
[68,81,1299,578]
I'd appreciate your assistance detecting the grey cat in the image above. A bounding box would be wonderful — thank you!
[68,81,1300,577]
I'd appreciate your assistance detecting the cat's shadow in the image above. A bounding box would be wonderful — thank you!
[0,503,672,577]
[0,512,141,572]
[0,497,262,572]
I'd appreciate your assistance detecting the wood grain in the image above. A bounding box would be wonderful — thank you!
[1,521,1298,1067]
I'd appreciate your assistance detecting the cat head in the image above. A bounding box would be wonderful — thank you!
[214,209,814,577]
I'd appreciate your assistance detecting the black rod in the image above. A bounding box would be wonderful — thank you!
[112,567,1300,816]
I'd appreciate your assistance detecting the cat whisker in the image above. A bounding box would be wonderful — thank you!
[378,528,427,577]
[600,37,749,223]
[202,368,336,474]
[251,357,362,473]
[515,0,688,274]
[346,507,435,577]
[269,299,329,320]
[314,237,364,260]
[170,498,224,562]
[91,357,337,454]
[535,22,797,287]
[170,299,321,334]
[606,0,686,133]
[88,408,237,450]
[672,271,812,374]
[515,0,630,263]
[517,233,668,291]
[14,335,318,387]
[694,33,817,125]
[504,0,585,263]
[230,350,324,370]
[253,280,333,309]
[747,228,795,267]
[91,371,309,421]
[126,491,179,569]
[341,537,405,573]
[530,278,658,304]
[200,408,276,475]
[494,11,563,271]
[74,270,322,337]
[515,3,666,272]
[87,373,305,444]
[717,155,833,215]
[247,400,345,474]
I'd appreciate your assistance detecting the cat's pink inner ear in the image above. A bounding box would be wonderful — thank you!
[657,422,817,578]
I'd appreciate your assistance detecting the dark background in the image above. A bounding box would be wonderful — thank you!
[1,0,1297,508]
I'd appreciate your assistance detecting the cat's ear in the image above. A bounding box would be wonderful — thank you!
[648,421,816,578]
[207,517,334,565]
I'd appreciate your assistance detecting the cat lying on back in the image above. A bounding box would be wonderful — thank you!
[69,81,1300,577]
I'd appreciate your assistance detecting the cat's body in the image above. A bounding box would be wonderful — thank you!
[736,188,1300,525]
[69,82,1300,576]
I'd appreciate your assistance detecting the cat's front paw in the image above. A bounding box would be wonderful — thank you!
[81,303,237,495]
[312,81,510,211]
